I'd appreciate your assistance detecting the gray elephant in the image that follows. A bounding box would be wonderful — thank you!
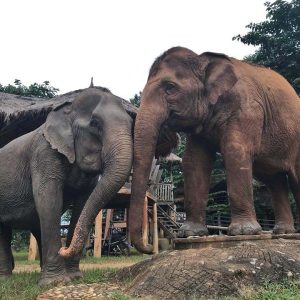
[0,87,133,286]
[0,85,177,286]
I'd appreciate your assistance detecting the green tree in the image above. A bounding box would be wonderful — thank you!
[0,79,59,250]
[0,79,59,98]
[129,92,142,108]
[160,133,186,188]
[233,0,300,93]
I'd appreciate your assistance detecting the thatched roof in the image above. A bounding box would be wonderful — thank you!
[0,87,137,147]
[164,153,182,162]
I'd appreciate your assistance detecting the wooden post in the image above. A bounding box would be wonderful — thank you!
[152,202,159,254]
[28,234,38,261]
[142,196,148,245]
[126,208,131,245]
[94,210,103,257]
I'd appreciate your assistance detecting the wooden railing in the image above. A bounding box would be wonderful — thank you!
[151,183,174,202]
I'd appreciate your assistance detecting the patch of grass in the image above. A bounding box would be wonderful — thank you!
[0,252,145,300]
[242,280,300,300]
[81,253,147,264]
[13,251,39,265]
[110,291,136,300]
[0,271,42,300]
[0,268,119,300]
[13,250,147,265]
[76,268,118,284]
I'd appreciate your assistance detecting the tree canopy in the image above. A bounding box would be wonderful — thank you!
[233,0,300,94]
[0,79,59,98]
[129,92,142,108]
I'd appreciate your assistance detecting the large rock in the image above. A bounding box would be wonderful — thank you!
[37,235,300,299]
[118,235,300,299]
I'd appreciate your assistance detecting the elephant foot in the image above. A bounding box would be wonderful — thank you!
[177,221,208,238]
[0,267,12,279]
[273,222,296,234]
[228,219,262,236]
[0,273,12,280]
[39,273,71,288]
[67,269,83,280]
[65,258,82,280]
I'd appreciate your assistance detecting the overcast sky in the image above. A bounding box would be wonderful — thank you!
[1,0,267,100]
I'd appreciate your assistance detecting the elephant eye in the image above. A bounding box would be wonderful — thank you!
[90,118,102,130]
[163,82,177,95]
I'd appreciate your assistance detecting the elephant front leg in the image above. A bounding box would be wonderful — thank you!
[223,142,261,235]
[0,224,13,278]
[33,179,71,287]
[178,135,215,237]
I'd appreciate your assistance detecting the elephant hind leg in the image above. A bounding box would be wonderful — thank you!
[0,224,14,277]
[266,173,295,234]
[288,166,300,230]
[255,172,295,234]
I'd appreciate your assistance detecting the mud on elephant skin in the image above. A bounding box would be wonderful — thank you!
[129,46,300,253]
[0,87,134,287]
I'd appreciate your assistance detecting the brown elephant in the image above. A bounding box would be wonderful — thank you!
[129,46,300,254]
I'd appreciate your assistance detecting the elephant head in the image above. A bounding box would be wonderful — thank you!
[130,47,238,253]
[43,87,133,257]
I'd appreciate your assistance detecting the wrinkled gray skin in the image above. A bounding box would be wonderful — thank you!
[0,88,133,287]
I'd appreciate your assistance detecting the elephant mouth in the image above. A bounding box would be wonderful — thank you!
[167,118,192,132]
[78,154,102,174]
[83,156,98,164]
[168,112,200,133]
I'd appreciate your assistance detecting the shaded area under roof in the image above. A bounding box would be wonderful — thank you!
[0,87,138,148]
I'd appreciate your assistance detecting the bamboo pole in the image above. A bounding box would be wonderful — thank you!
[94,210,103,257]
[28,234,38,261]
[142,196,148,245]
[152,202,159,254]
[126,208,131,245]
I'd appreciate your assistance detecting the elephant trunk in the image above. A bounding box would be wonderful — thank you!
[129,99,167,254]
[59,128,133,258]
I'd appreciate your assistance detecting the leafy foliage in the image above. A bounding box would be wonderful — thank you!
[129,92,142,108]
[0,79,59,98]
[160,133,185,187]
[233,0,300,94]
[1,79,59,249]
[11,231,30,252]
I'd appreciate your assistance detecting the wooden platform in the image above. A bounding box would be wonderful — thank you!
[173,233,300,250]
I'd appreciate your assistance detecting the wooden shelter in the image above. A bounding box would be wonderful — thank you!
[0,88,137,148]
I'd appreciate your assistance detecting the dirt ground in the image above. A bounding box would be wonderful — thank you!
[14,261,135,273]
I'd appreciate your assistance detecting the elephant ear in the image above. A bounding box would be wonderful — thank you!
[43,102,75,163]
[199,53,238,105]
[155,125,179,158]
